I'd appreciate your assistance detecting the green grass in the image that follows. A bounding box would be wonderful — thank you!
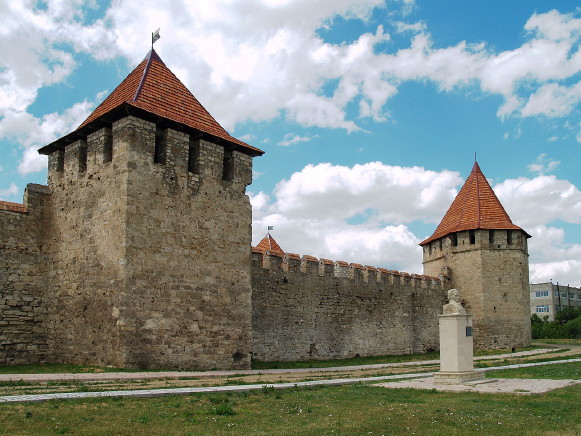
[487,360,581,380]
[476,353,581,368]
[0,382,579,435]
[534,339,581,347]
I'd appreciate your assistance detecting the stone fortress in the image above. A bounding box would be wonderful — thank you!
[0,49,531,370]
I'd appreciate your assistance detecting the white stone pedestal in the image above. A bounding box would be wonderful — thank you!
[434,314,484,384]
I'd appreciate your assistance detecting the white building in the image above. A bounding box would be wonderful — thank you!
[530,282,581,321]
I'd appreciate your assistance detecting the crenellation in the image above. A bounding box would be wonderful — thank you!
[300,255,319,274]
[87,126,113,171]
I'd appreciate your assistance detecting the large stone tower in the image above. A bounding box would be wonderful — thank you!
[37,49,263,369]
[420,162,531,349]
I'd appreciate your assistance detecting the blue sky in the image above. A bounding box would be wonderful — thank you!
[2,0,581,285]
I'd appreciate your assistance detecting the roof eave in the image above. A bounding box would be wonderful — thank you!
[419,226,531,246]
[38,103,264,157]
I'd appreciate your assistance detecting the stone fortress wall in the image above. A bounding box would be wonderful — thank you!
[0,112,446,367]
[251,250,444,362]
[0,48,532,369]
[1,116,255,370]
[0,186,50,365]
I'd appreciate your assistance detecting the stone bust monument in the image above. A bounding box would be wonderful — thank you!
[443,289,466,315]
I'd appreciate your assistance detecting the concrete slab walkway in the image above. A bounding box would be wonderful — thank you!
[0,358,579,403]
[0,347,559,383]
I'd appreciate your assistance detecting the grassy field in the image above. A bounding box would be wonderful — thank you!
[0,382,579,435]
[0,362,579,435]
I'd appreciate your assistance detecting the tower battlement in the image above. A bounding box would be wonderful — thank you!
[252,249,443,290]
[45,117,253,196]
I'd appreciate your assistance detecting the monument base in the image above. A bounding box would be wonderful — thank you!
[433,370,485,385]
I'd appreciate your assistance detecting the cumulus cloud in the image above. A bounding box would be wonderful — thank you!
[251,162,461,272]
[3,2,581,164]
[494,174,581,228]
[528,225,581,287]
[0,99,96,174]
[0,0,115,173]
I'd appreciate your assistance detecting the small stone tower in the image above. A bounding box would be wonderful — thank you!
[420,162,531,349]
[37,49,263,369]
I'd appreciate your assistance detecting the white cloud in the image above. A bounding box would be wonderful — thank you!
[495,175,581,228]
[2,2,581,165]
[0,99,95,174]
[278,134,317,146]
[0,183,19,200]
[521,82,581,118]
[251,162,461,272]
[527,153,560,175]
[528,225,581,287]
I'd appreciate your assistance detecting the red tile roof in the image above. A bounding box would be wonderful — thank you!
[255,233,284,254]
[39,49,263,156]
[420,162,528,245]
[0,201,27,213]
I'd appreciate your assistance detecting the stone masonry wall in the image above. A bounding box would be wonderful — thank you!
[0,185,50,364]
[43,124,129,366]
[117,117,254,370]
[252,251,445,362]
[41,116,255,370]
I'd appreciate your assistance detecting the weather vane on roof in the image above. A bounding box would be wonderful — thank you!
[152,28,161,48]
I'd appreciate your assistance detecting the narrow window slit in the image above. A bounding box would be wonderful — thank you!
[222,148,234,181]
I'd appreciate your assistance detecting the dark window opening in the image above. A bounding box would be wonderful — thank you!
[507,230,513,245]
[469,230,476,244]
[451,233,458,247]
[154,127,166,165]
[222,148,234,181]
[103,128,113,163]
[55,150,64,172]
[489,230,494,244]
[78,142,87,172]
[188,138,200,174]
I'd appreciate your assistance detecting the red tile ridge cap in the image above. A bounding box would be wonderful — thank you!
[0,201,27,213]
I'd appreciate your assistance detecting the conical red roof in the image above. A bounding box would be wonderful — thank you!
[39,49,262,156]
[255,233,284,254]
[420,162,528,245]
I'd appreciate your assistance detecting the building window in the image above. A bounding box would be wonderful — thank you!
[554,290,560,297]
[154,127,166,165]
[469,230,476,244]
[507,230,513,245]
[103,128,113,163]
[562,292,568,298]
[451,233,458,247]
[188,138,199,174]
[78,141,87,172]
[555,305,561,312]
[489,230,494,244]
[222,148,234,181]
[535,305,550,313]
[534,290,549,298]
